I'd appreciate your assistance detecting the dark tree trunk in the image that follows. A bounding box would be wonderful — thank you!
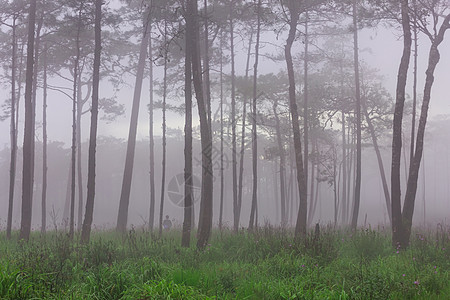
[116,13,150,233]
[303,11,309,209]
[218,34,224,231]
[341,111,347,225]
[187,0,213,249]
[158,16,168,237]
[19,0,37,241]
[81,0,102,244]
[76,77,84,232]
[248,0,262,230]
[285,0,307,237]
[7,14,17,239]
[182,7,193,247]
[350,0,362,230]
[391,0,412,249]
[402,14,450,246]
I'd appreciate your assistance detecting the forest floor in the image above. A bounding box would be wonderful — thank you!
[0,225,449,299]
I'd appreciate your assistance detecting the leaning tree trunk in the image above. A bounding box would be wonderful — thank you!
[248,0,262,231]
[80,0,102,244]
[402,14,450,246]
[7,14,17,239]
[391,0,412,249]
[19,0,37,241]
[116,12,150,233]
[350,0,362,231]
[285,0,308,237]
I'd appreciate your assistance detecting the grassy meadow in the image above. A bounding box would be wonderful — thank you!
[0,225,449,299]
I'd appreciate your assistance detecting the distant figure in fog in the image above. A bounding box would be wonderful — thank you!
[163,215,172,230]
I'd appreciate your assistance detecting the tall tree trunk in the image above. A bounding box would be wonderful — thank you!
[80,0,102,244]
[70,8,82,239]
[218,34,224,231]
[248,0,262,230]
[158,16,168,237]
[350,0,362,230]
[236,30,253,231]
[285,0,307,237]
[7,14,17,239]
[182,9,193,247]
[148,33,155,231]
[230,1,239,232]
[76,77,84,232]
[41,43,48,234]
[341,111,347,225]
[187,0,213,249]
[307,141,316,225]
[402,14,450,246]
[19,0,37,241]
[303,10,309,209]
[391,0,412,249]
[410,0,418,167]
[116,12,150,233]
[273,98,286,226]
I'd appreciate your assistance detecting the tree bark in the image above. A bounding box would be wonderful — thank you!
[41,43,48,234]
[19,0,37,241]
[81,0,102,244]
[350,0,362,230]
[116,12,150,233]
[273,98,286,226]
[248,0,262,230]
[148,33,155,231]
[285,0,307,237]
[391,0,412,249]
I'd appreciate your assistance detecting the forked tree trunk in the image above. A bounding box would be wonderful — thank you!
[391,0,412,249]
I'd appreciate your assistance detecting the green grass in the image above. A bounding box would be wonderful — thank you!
[0,226,449,299]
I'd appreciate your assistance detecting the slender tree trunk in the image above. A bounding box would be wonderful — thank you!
[70,9,82,239]
[402,14,450,246]
[362,100,391,223]
[219,34,224,230]
[80,0,102,244]
[410,0,418,167]
[19,0,37,241]
[41,43,48,234]
[182,9,193,247]
[7,15,17,239]
[308,141,316,225]
[116,12,150,233]
[285,0,308,237]
[351,0,362,230]
[76,77,83,232]
[303,10,309,208]
[273,98,286,226]
[236,31,253,231]
[391,0,412,249]
[248,0,262,230]
[230,1,239,232]
[148,33,155,231]
[188,0,213,249]
[158,17,168,237]
[341,111,347,225]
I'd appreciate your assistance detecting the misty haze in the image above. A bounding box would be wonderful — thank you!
[1,0,450,298]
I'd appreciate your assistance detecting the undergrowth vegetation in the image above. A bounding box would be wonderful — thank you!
[1,225,449,299]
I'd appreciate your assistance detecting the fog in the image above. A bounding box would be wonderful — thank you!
[1,0,450,232]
